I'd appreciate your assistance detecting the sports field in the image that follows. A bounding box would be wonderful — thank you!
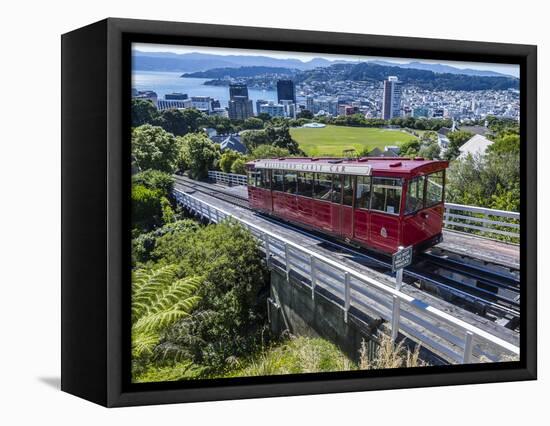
[290,125,418,156]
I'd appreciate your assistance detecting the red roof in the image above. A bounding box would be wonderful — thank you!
[247,157,448,177]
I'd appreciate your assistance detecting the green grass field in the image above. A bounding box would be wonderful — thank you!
[290,125,418,156]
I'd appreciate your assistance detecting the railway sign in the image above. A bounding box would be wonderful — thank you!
[392,245,413,273]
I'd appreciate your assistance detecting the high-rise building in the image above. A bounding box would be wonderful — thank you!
[277,80,296,103]
[382,76,402,120]
[228,96,254,120]
[229,83,249,100]
[306,96,314,112]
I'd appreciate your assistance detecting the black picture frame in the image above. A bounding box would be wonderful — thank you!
[61,17,537,407]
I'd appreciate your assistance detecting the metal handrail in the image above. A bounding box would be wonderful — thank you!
[173,188,519,364]
[207,170,520,240]
[208,170,247,186]
[444,203,520,239]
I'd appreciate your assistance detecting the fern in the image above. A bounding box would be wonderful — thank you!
[131,265,202,358]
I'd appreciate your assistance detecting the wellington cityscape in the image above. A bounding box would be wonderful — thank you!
[130,43,521,384]
[133,47,520,124]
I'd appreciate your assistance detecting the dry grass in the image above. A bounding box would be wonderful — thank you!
[359,334,423,370]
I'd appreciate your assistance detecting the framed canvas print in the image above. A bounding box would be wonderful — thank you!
[61,18,537,407]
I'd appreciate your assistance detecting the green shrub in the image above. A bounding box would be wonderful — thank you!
[132,185,163,231]
[154,220,270,370]
[230,158,247,175]
[132,170,174,196]
[219,150,243,173]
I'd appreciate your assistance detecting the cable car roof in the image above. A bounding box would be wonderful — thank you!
[247,157,448,176]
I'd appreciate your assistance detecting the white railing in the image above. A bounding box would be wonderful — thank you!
[207,170,520,241]
[173,188,519,364]
[208,170,247,186]
[444,203,520,240]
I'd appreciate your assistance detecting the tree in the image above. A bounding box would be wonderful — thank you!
[443,131,474,160]
[297,109,314,119]
[132,125,179,173]
[488,132,520,155]
[242,117,265,130]
[241,129,268,152]
[399,139,421,157]
[132,170,174,196]
[231,158,247,175]
[153,109,190,136]
[132,99,158,127]
[256,112,272,122]
[265,125,302,154]
[132,185,164,231]
[446,151,520,211]
[219,150,243,173]
[249,145,291,159]
[178,133,221,179]
[418,141,441,160]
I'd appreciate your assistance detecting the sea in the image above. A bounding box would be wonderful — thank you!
[132,70,278,114]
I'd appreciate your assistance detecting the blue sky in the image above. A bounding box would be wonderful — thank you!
[134,43,520,78]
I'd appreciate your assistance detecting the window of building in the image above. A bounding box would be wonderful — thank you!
[313,173,332,201]
[355,176,371,210]
[343,175,354,206]
[371,178,402,215]
[405,176,426,214]
[272,170,284,192]
[284,172,297,194]
[297,172,313,197]
[426,170,444,207]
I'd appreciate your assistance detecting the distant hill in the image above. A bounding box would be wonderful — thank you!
[182,66,297,79]
[132,51,347,72]
[296,62,519,91]
[371,60,513,78]
[132,50,517,81]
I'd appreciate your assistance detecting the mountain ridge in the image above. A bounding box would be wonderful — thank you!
[132,50,516,78]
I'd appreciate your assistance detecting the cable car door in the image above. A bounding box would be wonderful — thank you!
[330,174,354,239]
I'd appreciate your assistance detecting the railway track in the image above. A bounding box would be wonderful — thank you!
[173,175,520,329]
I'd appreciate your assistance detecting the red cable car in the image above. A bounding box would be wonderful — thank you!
[246,157,449,254]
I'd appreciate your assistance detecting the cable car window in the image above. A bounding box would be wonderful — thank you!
[371,178,402,215]
[284,172,297,194]
[405,176,426,214]
[257,170,265,189]
[332,175,342,203]
[343,175,354,206]
[356,176,371,210]
[247,170,258,187]
[262,169,271,190]
[272,170,284,192]
[313,173,332,201]
[297,172,313,197]
[426,170,444,207]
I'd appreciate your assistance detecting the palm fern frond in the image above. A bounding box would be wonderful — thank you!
[131,268,202,358]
